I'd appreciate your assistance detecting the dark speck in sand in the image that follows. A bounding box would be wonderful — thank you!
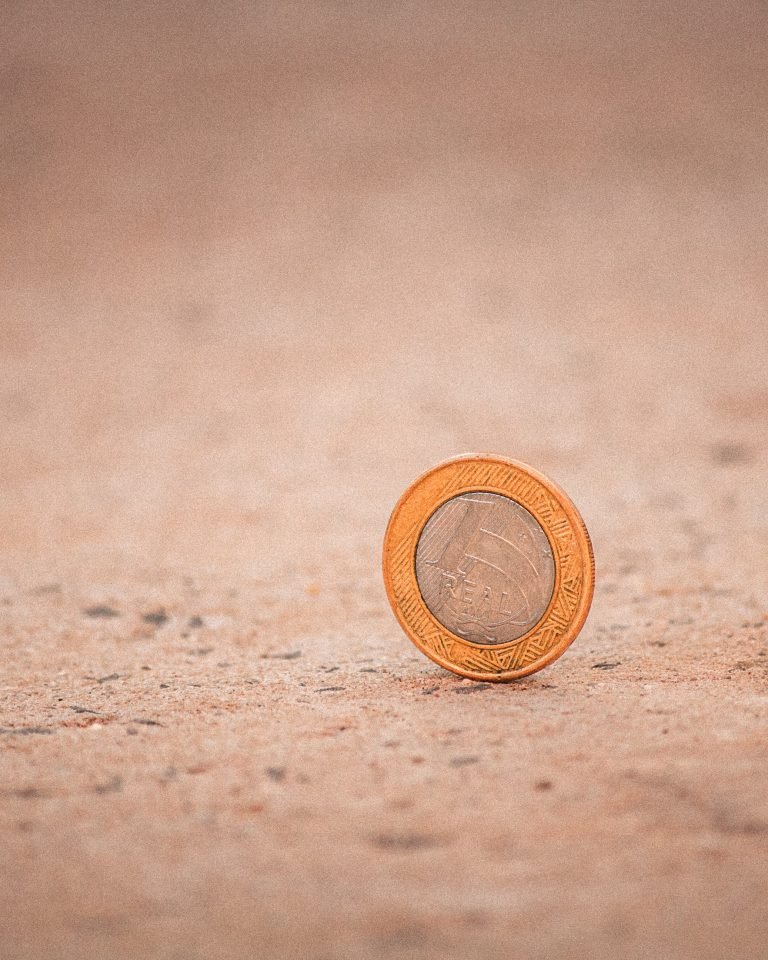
[0,727,54,735]
[83,605,120,619]
[142,610,169,626]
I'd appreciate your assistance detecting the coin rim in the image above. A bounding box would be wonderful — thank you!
[382,454,595,682]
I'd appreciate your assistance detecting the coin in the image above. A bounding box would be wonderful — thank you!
[382,454,595,681]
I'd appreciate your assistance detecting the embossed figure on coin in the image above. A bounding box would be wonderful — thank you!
[415,492,555,645]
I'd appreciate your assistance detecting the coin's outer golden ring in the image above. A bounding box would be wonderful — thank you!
[382,454,595,682]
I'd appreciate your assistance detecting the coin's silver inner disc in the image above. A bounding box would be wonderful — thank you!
[415,491,555,646]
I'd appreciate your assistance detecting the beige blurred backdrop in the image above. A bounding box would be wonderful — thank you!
[2,2,767,959]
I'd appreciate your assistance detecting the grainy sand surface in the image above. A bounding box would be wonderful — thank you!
[2,2,767,958]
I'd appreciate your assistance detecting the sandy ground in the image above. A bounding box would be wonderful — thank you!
[2,2,767,957]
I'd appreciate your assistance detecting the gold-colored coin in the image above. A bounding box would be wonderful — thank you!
[382,454,595,681]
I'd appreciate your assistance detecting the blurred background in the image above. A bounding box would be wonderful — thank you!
[4,0,766,587]
[2,2,767,959]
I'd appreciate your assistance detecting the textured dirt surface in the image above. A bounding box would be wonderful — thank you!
[2,2,767,958]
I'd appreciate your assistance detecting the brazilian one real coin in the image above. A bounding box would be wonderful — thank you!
[382,454,595,681]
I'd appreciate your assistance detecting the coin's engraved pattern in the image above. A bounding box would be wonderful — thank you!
[384,456,594,680]
[414,492,555,645]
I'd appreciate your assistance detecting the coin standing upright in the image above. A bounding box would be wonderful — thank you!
[382,454,595,681]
